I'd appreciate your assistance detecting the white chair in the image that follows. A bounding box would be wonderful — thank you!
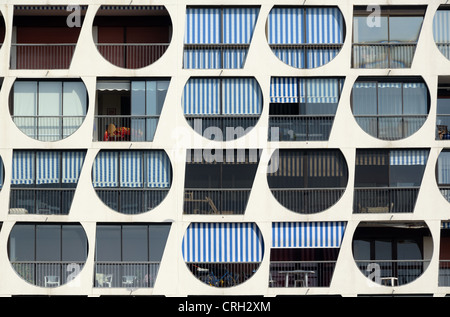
[122,275,135,287]
[103,274,113,287]
[44,275,60,287]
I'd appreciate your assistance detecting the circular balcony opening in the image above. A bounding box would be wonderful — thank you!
[92,149,172,215]
[93,5,172,69]
[351,76,430,140]
[266,6,345,69]
[267,149,348,214]
[352,221,432,287]
[183,222,264,288]
[9,78,88,142]
[433,6,450,61]
[182,77,263,141]
[8,222,88,288]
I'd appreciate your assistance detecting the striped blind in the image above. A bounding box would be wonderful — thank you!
[389,149,428,166]
[36,151,60,185]
[433,10,450,43]
[92,150,171,188]
[182,222,264,263]
[272,221,347,248]
[183,77,262,115]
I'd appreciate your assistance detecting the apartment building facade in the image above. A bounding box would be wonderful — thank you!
[0,0,449,297]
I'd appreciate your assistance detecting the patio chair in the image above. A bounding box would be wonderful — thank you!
[104,274,113,287]
[122,275,135,287]
[44,275,60,287]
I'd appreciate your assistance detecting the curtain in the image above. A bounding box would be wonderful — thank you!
[63,81,87,138]
[13,81,38,138]
[438,151,450,184]
[38,82,62,141]
[433,10,450,43]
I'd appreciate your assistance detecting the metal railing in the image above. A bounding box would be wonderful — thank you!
[355,260,429,286]
[9,188,76,215]
[96,43,169,69]
[269,261,337,288]
[436,115,450,140]
[436,43,450,61]
[352,43,417,68]
[269,43,343,68]
[270,188,346,214]
[354,115,427,140]
[268,115,335,141]
[11,43,76,69]
[95,115,159,142]
[183,189,251,215]
[184,116,260,141]
[12,116,86,141]
[94,261,160,288]
[439,260,450,286]
[353,187,419,213]
[186,262,260,288]
[183,43,250,69]
[95,188,169,214]
[11,261,85,287]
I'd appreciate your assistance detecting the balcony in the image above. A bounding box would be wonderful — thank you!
[95,188,169,215]
[94,261,160,288]
[352,43,417,68]
[11,43,76,69]
[95,115,159,142]
[9,188,75,215]
[96,43,169,69]
[186,262,259,288]
[183,189,250,215]
[268,115,334,141]
[353,187,419,213]
[270,188,345,214]
[355,260,429,286]
[184,116,259,141]
[269,261,337,288]
[11,261,85,287]
[354,115,427,140]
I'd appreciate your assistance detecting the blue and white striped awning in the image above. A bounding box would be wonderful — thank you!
[272,222,347,248]
[93,150,171,188]
[183,77,262,115]
[62,151,85,184]
[434,9,450,43]
[182,222,264,263]
[389,149,429,166]
[442,221,450,229]
[36,151,60,185]
[267,7,343,44]
[270,77,302,103]
[12,151,35,185]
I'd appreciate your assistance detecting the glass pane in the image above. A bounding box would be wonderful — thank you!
[39,82,62,116]
[437,98,450,114]
[389,165,425,187]
[122,225,148,261]
[353,239,371,260]
[375,239,392,260]
[389,17,423,42]
[149,225,170,261]
[352,82,377,115]
[131,81,146,115]
[306,79,339,114]
[95,225,121,261]
[147,80,169,115]
[403,83,428,114]
[353,16,388,43]
[36,225,61,261]
[9,224,35,261]
[63,82,87,116]
[13,81,37,116]
[397,239,422,260]
[378,83,402,115]
[62,225,87,261]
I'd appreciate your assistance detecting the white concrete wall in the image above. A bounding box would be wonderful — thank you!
[0,0,447,297]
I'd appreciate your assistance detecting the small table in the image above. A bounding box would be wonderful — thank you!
[381,277,398,286]
[278,270,315,287]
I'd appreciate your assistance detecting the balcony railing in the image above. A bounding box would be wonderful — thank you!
[439,187,450,203]
[436,43,450,61]
[9,188,75,215]
[183,189,251,215]
[269,261,337,288]
[268,115,335,141]
[270,188,345,214]
[354,115,427,140]
[11,43,76,69]
[96,43,169,69]
[183,43,250,69]
[184,116,260,141]
[12,116,85,141]
[352,43,417,68]
[439,260,450,286]
[94,261,160,288]
[353,187,419,213]
[355,260,429,286]
[95,188,169,214]
[11,261,85,287]
[95,115,159,142]
[437,115,450,140]
[186,262,260,288]
[269,43,343,68]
